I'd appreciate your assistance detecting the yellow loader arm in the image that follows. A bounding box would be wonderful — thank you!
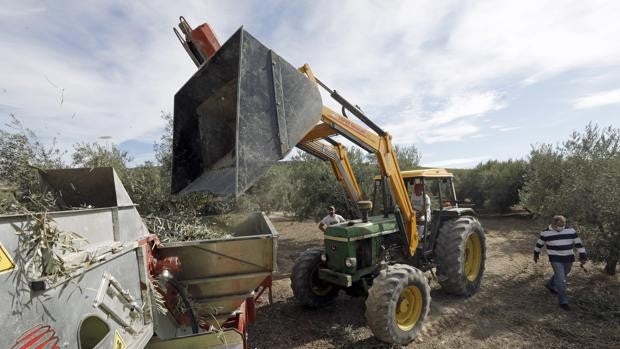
[297,138,363,213]
[298,65,419,256]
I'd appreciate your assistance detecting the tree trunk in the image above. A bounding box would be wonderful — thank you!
[596,223,617,275]
[604,257,617,275]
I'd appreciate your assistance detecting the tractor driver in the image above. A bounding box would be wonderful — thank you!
[319,205,346,232]
[411,183,431,237]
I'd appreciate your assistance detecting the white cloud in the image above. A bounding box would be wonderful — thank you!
[425,0,620,94]
[1,0,619,165]
[422,156,490,168]
[424,124,481,143]
[572,88,620,109]
[0,1,257,155]
[489,125,520,132]
[426,92,505,127]
[0,3,45,16]
[569,70,620,87]
[385,91,504,144]
[499,127,520,132]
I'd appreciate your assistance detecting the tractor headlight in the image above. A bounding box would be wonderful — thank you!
[320,254,327,262]
[345,257,357,268]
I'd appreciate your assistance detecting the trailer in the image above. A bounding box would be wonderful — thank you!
[0,167,277,349]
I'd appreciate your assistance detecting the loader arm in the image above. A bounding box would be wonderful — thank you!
[297,139,363,216]
[298,124,363,207]
[299,65,419,256]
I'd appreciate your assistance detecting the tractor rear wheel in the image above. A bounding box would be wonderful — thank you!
[365,264,431,345]
[435,216,486,296]
[291,248,339,307]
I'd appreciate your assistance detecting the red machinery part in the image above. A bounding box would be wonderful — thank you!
[220,274,273,348]
[152,256,182,276]
[138,234,181,278]
[137,234,162,284]
[12,324,60,349]
[190,23,221,60]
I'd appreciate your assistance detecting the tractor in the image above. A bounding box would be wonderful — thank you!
[291,169,485,344]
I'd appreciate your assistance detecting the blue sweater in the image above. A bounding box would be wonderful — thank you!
[534,226,587,263]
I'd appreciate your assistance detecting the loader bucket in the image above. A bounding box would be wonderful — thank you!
[172,27,323,196]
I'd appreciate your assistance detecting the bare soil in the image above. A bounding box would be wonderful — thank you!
[248,215,620,348]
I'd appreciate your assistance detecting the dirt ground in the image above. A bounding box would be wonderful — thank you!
[248,215,620,349]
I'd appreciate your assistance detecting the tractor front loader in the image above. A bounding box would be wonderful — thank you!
[172,18,486,345]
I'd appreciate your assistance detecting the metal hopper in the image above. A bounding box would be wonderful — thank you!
[156,212,277,323]
[172,27,323,196]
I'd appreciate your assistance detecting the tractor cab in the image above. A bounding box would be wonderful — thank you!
[372,168,476,256]
[372,168,457,213]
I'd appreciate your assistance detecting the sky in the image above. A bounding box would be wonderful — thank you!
[0,0,618,168]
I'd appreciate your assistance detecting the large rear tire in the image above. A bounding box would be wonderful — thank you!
[435,216,486,296]
[365,264,431,345]
[291,248,339,307]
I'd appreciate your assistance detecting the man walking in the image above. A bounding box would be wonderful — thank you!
[319,205,346,232]
[534,215,587,310]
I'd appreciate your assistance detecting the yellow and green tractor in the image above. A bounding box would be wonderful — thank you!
[291,169,485,344]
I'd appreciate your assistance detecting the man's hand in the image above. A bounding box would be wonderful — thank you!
[533,253,539,263]
[579,259,589,273]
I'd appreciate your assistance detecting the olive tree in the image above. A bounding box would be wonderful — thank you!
[0,115,65,194]
[72,142,132,178]
[521,123,619,274]
[454,160,527,212]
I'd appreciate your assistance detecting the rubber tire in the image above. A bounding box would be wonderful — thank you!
[365,264,431,345]
[435,216,486,296]
[291,248,339,307]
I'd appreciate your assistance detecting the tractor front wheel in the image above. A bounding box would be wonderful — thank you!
[365,264,431,345]
[291,248,339,307]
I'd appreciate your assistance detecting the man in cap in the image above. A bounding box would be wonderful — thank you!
[411,183,431,237]
[534,215,587,311]
[319,205,346,232]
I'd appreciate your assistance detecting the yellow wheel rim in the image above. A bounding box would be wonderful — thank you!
[395,286,423,331]
[464,233,482,282]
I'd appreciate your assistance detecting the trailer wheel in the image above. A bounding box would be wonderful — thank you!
[291,248,338,307]
[435,216,486,296]
[365,264,431,345]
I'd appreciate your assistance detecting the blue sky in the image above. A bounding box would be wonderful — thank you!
[0,0,618,167]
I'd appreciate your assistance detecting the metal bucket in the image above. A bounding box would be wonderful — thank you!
[172,27,323,196]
